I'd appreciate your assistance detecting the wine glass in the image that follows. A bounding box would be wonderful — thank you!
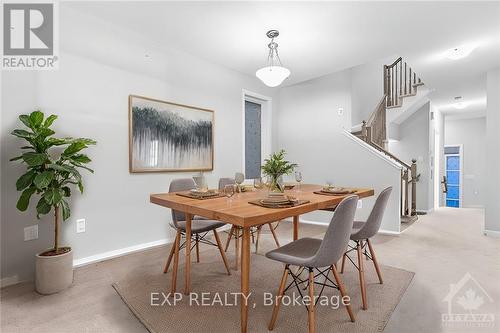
[235,172,245,192]
[224,184,235,206]
[294,171,303,197]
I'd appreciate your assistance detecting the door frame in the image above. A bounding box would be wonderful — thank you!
[444,144,464,207]
[241,89,272,179]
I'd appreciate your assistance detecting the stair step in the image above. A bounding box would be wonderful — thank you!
[401,215,418,224]
[412,82,424,87]
[386,104,402,109]
[400,93,417,98]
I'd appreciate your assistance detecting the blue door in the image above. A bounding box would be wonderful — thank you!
[445,146,461,208]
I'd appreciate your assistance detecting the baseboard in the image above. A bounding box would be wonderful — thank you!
[1,275,20,288]
[72,224,233,268]
[378,229,401,236]
[483,229,500,238]
[284,217,401,236]
[73,238,172,268]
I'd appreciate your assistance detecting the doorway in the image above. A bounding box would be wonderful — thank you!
[444,145,463,208]
[242,90,272,180]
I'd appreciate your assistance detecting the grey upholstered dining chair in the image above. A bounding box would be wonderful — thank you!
[266,195,359,333]
[163,178,231,293]
[340,186,392,310]
[219,178,281,270]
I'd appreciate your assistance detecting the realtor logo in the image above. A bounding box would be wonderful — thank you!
[442,272,495,328]
[2,1,58,70]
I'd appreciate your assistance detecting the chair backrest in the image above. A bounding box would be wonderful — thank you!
[308,195,358,268]
[169,178,196,227]
[352,186,392,240]
[218,178,235,190]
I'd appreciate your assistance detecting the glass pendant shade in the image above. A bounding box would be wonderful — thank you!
[256,66,291,87]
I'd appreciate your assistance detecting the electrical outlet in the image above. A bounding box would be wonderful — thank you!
[357,200,363,209]
[337,107,344,116]
[24,225,38,241]
[76,219,86,233]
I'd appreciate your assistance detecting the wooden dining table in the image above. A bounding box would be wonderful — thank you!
[150,184,374,333]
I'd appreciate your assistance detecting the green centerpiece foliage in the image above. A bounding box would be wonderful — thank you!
[10,110,96,255]
[261,149,298,192]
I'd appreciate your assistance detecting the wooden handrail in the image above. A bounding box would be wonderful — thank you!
[384,57,424,108]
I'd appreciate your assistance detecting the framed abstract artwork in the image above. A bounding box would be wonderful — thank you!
[128,95,214,172]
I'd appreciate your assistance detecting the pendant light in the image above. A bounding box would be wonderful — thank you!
[255,30,291,87]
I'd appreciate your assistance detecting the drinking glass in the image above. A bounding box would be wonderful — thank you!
[224,184,235,206]
[235,172,245,192]
[294,171,303,197]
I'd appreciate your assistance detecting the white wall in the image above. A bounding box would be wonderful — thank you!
[388,102,432,212]
[485,68,500,234]
[1,7,278,283]
[277,70,401,233]
[445,117,487,208]
[351,55,396,126]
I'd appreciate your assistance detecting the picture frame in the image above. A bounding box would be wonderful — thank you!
[128,95,214,173]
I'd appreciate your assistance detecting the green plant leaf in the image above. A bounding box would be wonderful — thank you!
[38,128,55,138]
[29,111,44,128]
[43,188,63,205]
[62,186,71,197]
[19,115,32,128]
[9,155,23,162]
[33,171,54,189]
[71,138,97,146]
[20,146,34,150]
[46,138,68,147]
[36,197,52,218]
[16,170,37,190]
[60,199,71,221]
[70,161,94,173]
[11,129,33,139]
[71,154,91,164]
[22,152,47,166]
[47,163,73,173]
[43,115,57,128]
[16,186,37,211]
[62,142,88,157]
[78,181,84,194]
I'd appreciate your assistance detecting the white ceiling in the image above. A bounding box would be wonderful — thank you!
[67,1,500,117]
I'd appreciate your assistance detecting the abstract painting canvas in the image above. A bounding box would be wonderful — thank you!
[128,95,214,172]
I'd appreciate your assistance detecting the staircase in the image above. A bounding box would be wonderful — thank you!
[352,57,424,223]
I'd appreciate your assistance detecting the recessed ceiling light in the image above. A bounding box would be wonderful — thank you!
[453,96,467,109]
[445,44,476,60]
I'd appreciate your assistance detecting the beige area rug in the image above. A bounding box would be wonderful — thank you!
[112,247,414,333]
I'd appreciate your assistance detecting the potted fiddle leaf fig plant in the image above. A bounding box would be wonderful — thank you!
[261,149,297,193]
[10,110,96,294]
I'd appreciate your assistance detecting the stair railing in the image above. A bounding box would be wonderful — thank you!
[384,57,423,108]
[360,116,418,219]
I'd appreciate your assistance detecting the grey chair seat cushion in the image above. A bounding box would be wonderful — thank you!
[265,237,322,267]
[170,218,226,233]
[350,221,367,240]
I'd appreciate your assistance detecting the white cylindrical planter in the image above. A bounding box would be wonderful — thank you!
[35,248,73,295]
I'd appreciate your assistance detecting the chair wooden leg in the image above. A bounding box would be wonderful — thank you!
[251,228,255,243]
[213,230,231,275]
[367,239,383,284]
[268,223,281,248]
[331,265,355,322]
[307,269,316,333]
[224,226,235,252]
[341,253,346,273]
[195,234,200,263]
[170,230,181,294]
[163,242,175,273]
[234,227,240,271]
[356,242,368,310]
[255,225,263,254]
[268,266,289,330]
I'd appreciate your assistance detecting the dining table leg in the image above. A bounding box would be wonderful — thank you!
[184,213,192,295]
[240,227,251,333]
[293,215,299,240]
